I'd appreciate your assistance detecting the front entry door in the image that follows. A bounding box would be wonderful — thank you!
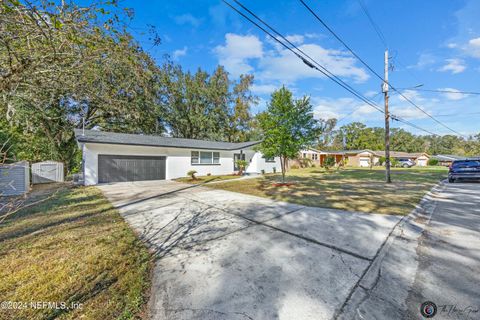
[233,153,246,171]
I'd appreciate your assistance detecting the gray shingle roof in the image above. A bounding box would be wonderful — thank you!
[74,129,261,151]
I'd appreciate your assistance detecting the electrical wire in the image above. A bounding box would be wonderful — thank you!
[223,0,443,136]
[299,0,467,138]
[356,0,388,48]
[407,88,480,95]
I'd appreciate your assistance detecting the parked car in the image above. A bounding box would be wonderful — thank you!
[398,158,415,168]
[448,159,480,183]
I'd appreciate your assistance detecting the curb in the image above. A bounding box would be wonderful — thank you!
[335,180,446,319]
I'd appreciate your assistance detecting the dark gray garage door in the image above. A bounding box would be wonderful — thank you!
[98,155,166,183]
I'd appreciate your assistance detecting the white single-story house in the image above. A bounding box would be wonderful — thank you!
[74,129,280,185]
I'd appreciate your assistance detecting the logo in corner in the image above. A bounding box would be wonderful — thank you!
[420,301,437,318]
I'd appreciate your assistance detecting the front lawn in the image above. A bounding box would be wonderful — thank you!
[174,174,241,184]
[0,185,151,320]
[207,167,447,215]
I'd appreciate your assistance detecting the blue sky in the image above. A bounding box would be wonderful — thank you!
[122,0,480,136]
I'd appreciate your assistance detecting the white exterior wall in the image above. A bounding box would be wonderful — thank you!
[82,143,279,185]
[416,155,429,166]
[246,152,281,174]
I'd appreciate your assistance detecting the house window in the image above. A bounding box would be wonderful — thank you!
[192,151,220,165]
[303,153,307,158]
[312,154,318,160]
[191,151,199,164]
[262,155,275,163]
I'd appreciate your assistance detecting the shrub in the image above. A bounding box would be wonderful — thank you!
[428,159,439,166]
[261,169,265,175]
[236,160,248,175]
[187,170,197,180]
[207,173,211,176]
[290,164,300,170]
[273,167,276,173]
[299,158,312,168]
[390,158,400,167]
[379,156,386,165]
[323,156,336,170]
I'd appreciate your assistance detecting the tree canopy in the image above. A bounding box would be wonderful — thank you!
[0,0,258,171]
[257,86,322,181]
[323,122,479,156]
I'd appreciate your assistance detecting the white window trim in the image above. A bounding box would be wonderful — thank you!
[191,151,220,165]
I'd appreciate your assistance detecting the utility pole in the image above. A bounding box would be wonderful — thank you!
[383,49,391,183]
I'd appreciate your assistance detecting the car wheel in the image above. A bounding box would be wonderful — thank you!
[448,178,455,183]
[403,164,408,168]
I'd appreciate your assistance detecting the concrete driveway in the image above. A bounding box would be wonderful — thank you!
[98,180,402,320]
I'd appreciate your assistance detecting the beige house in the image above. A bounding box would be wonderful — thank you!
[291,148,347,168]
[292,148,430,168]
[345,150,430,167]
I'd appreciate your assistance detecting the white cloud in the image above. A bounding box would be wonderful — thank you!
[390,106,428,120]
[467,37,480,58]
[438,58,466,74]
[172,46,187,60]
[214,33,263,77]
[285,34,305,45]
[398,89,425,102]
[409,53,436,70]
[364,90,380,98]
[439,88,468,100]
[311,97,378,121]
[215,33,369,84]
[259,44,369,83]
[174,14,202,27]
[250,84,278,95]
[440,59,466,73]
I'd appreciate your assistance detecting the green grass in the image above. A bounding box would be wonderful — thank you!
[208,166,448,215]
[0,185,152,320]
[174,174,241,184]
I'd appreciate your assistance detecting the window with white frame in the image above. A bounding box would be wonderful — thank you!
[262,155,275,163]
[191,151,220,165]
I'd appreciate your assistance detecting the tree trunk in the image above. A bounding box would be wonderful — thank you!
[280,155,286,183]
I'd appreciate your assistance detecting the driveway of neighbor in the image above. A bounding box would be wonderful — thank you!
[98,180,403,320]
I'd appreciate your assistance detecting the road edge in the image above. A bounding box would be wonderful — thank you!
[334,180,446,319]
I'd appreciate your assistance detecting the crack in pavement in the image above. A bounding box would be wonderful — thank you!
[333,182,445,320]
[180,194,373,262]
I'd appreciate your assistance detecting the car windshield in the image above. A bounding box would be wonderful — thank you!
[452,160,480,168]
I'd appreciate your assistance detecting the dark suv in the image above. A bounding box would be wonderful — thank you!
[448,159,480,183]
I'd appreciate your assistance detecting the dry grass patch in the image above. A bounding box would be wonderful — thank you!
[0,185,151,320]
[208,167,447,215]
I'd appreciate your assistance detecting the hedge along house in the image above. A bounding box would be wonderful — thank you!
[74,129,280,185]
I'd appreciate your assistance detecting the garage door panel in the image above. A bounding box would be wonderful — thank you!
[98,155,166,183]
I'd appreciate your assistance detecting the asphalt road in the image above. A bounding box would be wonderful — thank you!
[341,181,480,320]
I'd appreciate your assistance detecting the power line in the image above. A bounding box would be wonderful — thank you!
[406,88,480,95]
[432,111,480,117]
[224,0,383,114]
[222,0,442,137]
[356,0,388,48]
[299,0,466,138]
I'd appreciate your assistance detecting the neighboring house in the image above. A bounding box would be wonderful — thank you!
[301,149,431,168]
[291,148,322,167]
[431,154,472,166]
[371,151,430,167]
[74,129,280,185]
[290,148,346,167]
